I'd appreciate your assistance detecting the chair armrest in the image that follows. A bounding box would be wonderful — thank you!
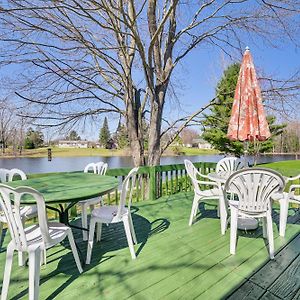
[288,184,300,202]
[286,174,300,181]
[194,168,209,179]
[289,184,300,193]
[193,178,219,187]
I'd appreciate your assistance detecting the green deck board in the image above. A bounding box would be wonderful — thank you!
[0,191,299,299]
[195,272,247,300]
[157,232,274,299]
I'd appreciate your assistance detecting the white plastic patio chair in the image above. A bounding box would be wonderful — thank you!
[184,160,227,234]
[0,168,38,266]
[216,157,246,173]
[273,173,300,237]
[86,167,139,263]
[79,162,108,240]
[0,184,83,300]
[224,168,285,259]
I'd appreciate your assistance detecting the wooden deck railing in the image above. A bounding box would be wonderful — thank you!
[105,161,217,202]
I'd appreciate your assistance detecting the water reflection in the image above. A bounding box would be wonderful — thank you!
[0,154,298,174]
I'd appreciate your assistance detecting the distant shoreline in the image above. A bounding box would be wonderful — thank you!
[0,146,219,159]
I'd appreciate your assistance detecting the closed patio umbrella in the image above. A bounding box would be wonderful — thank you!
[227,47,271,143]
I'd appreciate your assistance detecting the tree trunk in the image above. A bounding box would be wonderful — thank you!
[147,85,167,166]
[125,90,146,167]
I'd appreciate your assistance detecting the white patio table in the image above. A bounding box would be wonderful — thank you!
[208,171,259,230]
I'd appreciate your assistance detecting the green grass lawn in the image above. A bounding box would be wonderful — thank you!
[260,160,300,177]
[1,146,219,158]
[0,147,128,158]
[168,146,219,156]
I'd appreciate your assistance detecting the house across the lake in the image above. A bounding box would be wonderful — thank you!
[58,140,89,148]
[192,138,212,149]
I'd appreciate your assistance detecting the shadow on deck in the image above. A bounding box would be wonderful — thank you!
[0,192,299,299]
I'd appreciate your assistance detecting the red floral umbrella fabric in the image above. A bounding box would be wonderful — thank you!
[227,48,271,142]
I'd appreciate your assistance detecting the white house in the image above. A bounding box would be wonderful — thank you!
[192,138,212,149]
[58,140,89,148]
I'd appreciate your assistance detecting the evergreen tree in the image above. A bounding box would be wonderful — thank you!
[202,63,285,156]
[99,117,111,148]
[116,123,129,149]
[202,63,243,156]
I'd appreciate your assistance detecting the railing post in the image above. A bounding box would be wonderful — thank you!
[149,166,157,200]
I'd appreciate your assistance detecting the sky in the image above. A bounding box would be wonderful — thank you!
[1,2,299,141]
[2,41,299,141]
[171,41,299,124]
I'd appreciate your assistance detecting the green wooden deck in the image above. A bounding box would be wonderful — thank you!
[0,192,299,299]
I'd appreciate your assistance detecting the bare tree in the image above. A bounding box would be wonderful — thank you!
[180,128,198,146]
[0,98,15,154]
[274,120,300,153]
[0,1,299,165]
[0,98,29,155]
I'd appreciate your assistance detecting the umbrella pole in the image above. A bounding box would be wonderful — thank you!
[243,141,249,167]
[253,140,260,166]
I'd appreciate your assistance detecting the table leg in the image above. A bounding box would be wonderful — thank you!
[46,203,89,232]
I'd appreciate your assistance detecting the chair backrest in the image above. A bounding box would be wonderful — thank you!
[0,169,27,214]
[117,167,139,218]
[0,168,27,183]
[8,168,27,182]
[95,162,108,175]
[84,162,108,175]
[0,184,51,251]
[84,163,97,174]
[216,157,246,173]
[184,159,210,195]
[0,168,10,183]
[224,168,285,213]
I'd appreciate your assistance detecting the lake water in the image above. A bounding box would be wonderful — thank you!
[0,154,297,174]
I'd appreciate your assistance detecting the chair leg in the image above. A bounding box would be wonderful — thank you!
[262,217,267,238]
[128,213,137,244]
[219,195,228,235]
[86,218,97,265]
[279,196,289,237]
[266,212,275,259]
[18,251,26,267]
[230,207,238,255]
[217,203,220,218]
[28,246,41,300]
[0,222,3,247]
[67,230,83,273]
[40,249,47,266]
[189,195,200,226]
[81,203,88,241]
[18,218,26,266]
[123,216,136,259]
[96,222,102,242]
[1,243,14,300]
